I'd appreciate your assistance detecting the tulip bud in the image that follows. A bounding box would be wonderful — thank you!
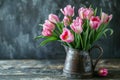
[42,29,52,36]
[90,16,101,30]
[63,16,71,26]
[48,14,60,24]
[43,20,55,31]
[78,7,94,20]
[101,12,112,23]
[70,17,83,34]
[60,5,74,17]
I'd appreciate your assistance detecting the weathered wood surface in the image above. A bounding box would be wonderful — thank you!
[0,59,119,80]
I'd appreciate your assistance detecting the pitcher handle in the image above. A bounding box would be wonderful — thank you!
[89,45,103,71]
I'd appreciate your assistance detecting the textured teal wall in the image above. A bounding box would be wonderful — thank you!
[0,0,119,59]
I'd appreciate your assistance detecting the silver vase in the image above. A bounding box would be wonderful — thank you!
[63,45,103,78]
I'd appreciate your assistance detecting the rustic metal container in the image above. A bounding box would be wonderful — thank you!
[63,45,103,78]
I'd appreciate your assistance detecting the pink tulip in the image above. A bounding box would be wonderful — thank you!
[63,16,71,26]
[70,17,83,34]
[48,14,60,23]
[101,12,112,23]
[43,20,55,31]
[90,16,101,30]
[78,7,94,20]
[98,68,108,77]
[60,28,74,43]
[60,5,74,17]
[42,29,52,36]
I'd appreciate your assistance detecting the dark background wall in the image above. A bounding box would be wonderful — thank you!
[0,0,119,59]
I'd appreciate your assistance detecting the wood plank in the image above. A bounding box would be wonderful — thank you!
[0,59,119,80]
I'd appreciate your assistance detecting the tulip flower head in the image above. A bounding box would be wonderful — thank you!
[78,7,94,20]
[42,29,52,36]
[70,17,83,34]
[98,68,108,77]
[48,14,60,24]
[101,12,112,23]
[43,20,55,31]
[90,16,101,30]
[60,5,74,17]
[63,16,71,27]
[60,28,74,43]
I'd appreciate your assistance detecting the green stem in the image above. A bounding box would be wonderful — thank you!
[79,34,83,49]
[66,43,72,48]
[53,30,59,37]
[56,23,62,34]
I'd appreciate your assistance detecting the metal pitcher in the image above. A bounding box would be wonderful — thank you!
[63,45,103,78]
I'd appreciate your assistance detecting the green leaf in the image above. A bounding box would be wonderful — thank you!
[86,43,91,51]
[40,37,57,46]
[89,29,94,44]
[66,43,73,48]
[97,24,104,32]
[95,31,103,41]
[56,22,64,33]
[74,33,77,46]
[94,24,106,41]
[89,5,92,8]
[100,8,102,17]
[39,24,43,27]
[75,34,80,48]
[34,35,45,40]
[103,32,107,38]
[95,28,113,41]
[83,20,88,31]
[52,31,59,38]
[99,23,109,32]
[61,22,64,28]
[79,34,83,49]
[94,8,97,16]
[83,20,90,50]
[103,28,113,36]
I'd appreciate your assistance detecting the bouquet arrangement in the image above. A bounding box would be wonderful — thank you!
[35,5,113,50]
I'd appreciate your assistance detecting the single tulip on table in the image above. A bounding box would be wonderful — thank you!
[98,68,108,77]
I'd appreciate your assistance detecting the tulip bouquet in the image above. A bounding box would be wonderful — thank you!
[35,5,113,50]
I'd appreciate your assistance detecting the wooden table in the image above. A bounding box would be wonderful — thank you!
[0,59,119,80]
